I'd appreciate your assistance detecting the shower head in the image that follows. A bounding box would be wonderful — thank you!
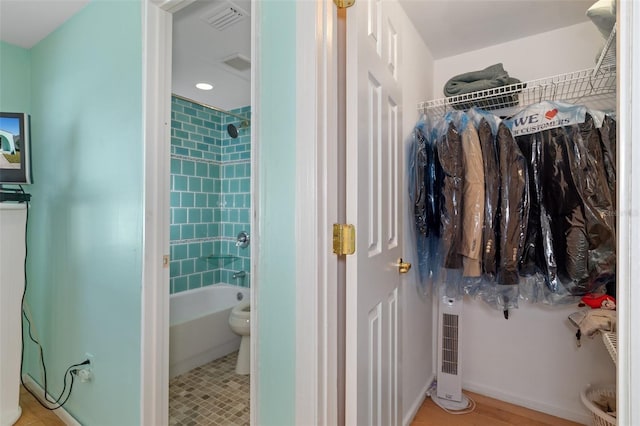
[227,123,238,139]
[227,120,250,139]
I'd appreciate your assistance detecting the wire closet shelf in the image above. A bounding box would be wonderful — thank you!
[419,25,616,118]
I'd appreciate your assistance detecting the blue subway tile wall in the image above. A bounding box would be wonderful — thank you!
[170,97,251,294]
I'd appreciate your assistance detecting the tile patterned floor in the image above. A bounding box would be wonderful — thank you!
[169,351,250,426]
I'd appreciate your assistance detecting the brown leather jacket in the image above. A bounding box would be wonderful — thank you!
[437,121,464,269]
[478,119,500,280]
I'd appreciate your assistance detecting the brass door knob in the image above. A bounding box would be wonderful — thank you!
[397,258,411,274]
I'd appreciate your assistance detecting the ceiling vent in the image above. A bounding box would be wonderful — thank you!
[223,53,251,72]
[204,1,249,31]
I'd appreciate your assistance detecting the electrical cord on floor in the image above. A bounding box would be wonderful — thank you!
[431,392,477,415]
[17,186,90,410]
[426,380,477,415]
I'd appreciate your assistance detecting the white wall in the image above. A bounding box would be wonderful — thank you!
[433,21,604,98]
[431,21,615,424]
[462,300,614,423]
[399,5,437,425]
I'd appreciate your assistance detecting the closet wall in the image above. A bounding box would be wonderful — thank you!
[400,8,437,425]
[430,21,615,424]
[433,21,604,90]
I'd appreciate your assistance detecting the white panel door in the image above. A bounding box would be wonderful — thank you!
[345,0,403,424]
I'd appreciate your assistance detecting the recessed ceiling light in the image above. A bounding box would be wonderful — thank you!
[196,83,214,91]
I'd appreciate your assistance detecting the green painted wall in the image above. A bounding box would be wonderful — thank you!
[0,41,31,113]
[257,1,297,424]
[3,2,300,424]
[20,1,143,425]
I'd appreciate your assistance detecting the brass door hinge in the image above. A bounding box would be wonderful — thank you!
[333,223,355,255]
[333,0,355,9]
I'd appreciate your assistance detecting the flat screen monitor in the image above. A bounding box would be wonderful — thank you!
[0,112,32,184]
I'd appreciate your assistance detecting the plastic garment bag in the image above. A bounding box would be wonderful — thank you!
[497,123,529,285]
[432,111,469,298]
[508,106,618,299]
[463,109,513,308]
[564,114,616,294]
[537,125,590,293]
[468,109,501,281]
[426,120,445,292]
[515,131,562,295]
[459,121,485,278]
[435,112,466,271]
[599,115,616,209]
[478,120,499,278]
[515,131,543,277]
[496,123,529,310]
[410,119,429,236]
[412,104,617,310]
[408,117,444,295]
[408,118,432,294]
[427,127,444,240]
[507,102,613,298]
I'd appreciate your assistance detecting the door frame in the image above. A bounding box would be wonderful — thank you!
[294,1,340,425]
[616,0,640,424]
[141,0,640,424]
[140,0,338,424]
[141,2,172,425]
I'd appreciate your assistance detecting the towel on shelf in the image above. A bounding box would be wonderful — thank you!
[443,63,521,97]
[587,0,616,39]
[568,308,616,338]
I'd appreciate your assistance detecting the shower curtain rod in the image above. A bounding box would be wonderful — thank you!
[171,93,251,123]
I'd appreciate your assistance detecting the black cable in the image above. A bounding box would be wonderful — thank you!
[17,185,89,410]
[54,369,77,408]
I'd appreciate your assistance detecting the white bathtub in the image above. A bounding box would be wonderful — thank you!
[169,284,250,378]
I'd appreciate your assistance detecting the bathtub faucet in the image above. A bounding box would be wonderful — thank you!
[232,271,246,280]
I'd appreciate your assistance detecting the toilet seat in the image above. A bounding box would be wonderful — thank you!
[231,300,250,319]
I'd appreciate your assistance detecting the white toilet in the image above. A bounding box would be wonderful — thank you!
[228,300,250,375]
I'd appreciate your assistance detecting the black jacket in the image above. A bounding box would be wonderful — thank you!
[538,125,589,293]
[516,131,561,291]
[514,115,617,295]
[437,121,464,269]
[599,115,617,212]
[497,123,529,285]
[565,114,616,292]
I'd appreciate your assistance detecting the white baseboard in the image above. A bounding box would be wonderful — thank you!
[22,375,82,426]
[462,379,592,425]
[403,374,435,426]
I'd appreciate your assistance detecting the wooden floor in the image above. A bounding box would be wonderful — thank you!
[16,384,586,426]
[412,391,586,426]
[14,386,65,426]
